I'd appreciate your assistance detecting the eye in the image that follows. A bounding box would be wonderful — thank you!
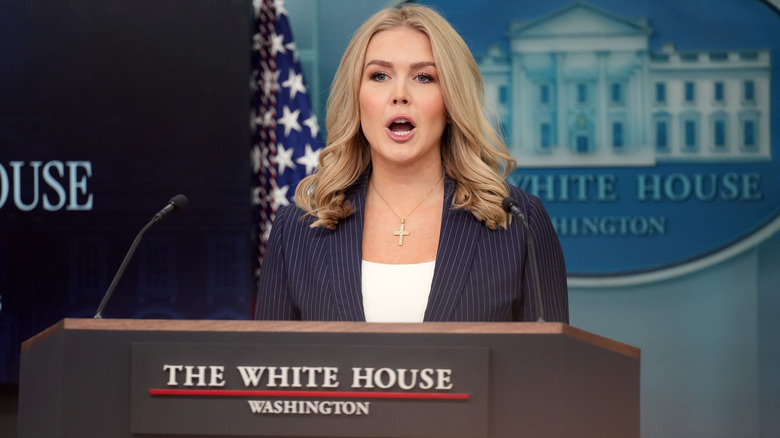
[369,72,389,82]
[415,73,435,84]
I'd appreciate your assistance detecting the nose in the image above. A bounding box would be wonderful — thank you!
[392,82,409,105]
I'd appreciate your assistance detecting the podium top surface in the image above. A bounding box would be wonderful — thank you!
[22,318,639,359]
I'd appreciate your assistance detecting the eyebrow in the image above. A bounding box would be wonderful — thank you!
[364,59,436,70]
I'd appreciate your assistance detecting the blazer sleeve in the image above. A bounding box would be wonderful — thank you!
[514,189,569,323]
[254,206,300,320]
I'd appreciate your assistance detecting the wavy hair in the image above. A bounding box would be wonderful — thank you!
[294,4,516,230]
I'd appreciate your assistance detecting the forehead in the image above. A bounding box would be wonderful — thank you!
[364,26,433,62]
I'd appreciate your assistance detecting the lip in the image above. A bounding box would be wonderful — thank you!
[385,114,416,142]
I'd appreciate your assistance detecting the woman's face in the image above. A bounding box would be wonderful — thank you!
[358,26,447,172]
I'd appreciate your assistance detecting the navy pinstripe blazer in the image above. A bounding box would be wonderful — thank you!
[254,173,569,322]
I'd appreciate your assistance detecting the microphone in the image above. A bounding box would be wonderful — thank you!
[94,194,189,319]
[502,197,546,322]
[153,194,189,222]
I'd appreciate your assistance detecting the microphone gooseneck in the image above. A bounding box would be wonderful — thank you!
[503,197,546,322]
[94,194,189,319]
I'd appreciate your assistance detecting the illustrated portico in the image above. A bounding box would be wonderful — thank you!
[477,1,772,167]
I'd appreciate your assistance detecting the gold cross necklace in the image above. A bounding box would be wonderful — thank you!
[370,174,444,246]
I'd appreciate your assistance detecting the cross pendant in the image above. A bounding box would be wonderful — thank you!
[394,219,410,246]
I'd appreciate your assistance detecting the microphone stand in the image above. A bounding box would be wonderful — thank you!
[94,194,187,318]
[94,217,157,319]
[503,198,546,322]
[515,214,545,322]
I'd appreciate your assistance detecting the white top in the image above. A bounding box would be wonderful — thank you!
[361,260,436,323]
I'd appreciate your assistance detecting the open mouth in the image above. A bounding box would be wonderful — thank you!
[387,118,415,135]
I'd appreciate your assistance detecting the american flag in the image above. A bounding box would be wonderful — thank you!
[251,0,322,279]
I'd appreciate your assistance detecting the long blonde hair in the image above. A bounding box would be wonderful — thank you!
[295,4,516,230]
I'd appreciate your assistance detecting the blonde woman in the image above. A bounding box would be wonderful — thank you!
[255,5,568,322]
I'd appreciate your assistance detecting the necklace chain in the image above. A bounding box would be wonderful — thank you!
[370,174,444,246]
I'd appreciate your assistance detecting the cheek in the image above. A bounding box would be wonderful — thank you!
[358,93,384,147]
[425,95,447,127]
[358,91,379,126]
[420,86,445,112]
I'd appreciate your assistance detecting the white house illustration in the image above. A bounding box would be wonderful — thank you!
[476,1,772,167]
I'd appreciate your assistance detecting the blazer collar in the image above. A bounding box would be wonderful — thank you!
[424,175,484,321]
[328,171,484,322]
[326,172,369,321]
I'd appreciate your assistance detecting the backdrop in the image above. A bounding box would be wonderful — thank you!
[1,0,778,437]
[286,1,779,437]
[0,0,254,382]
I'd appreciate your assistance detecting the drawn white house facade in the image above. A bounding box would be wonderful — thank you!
[476,1,772,167]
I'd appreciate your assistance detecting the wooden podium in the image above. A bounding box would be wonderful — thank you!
[18,319,639,438]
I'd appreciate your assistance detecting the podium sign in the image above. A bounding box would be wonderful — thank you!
[19,319,639,438]
[130,343,489,437]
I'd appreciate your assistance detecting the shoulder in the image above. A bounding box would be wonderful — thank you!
[506,184,548,217]
[506,183,535,205]
[268,204,316,240]
[274,203,306,225]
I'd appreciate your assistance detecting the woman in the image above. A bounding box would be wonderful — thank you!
[255,4,568,322]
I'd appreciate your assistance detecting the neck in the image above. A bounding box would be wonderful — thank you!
[370,161,444,192]
[368,163,444,219]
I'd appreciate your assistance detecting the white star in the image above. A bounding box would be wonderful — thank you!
[303,115,320,139]
[274,0,288,18]
[282,69,307,100]
[252,32,263,51]
[262,222,273,241]
[270,32,286,56]
[259,110,275,128]
[251,145,262,173]
[275,144,296,174]
[296,144,321,174]
[277,106,301,137]
[252,186,263,205]
[252,110,274,130]
[262,68,281,98]
[285,41,299,62]
[270,184,290,210]
[251,111,261,129]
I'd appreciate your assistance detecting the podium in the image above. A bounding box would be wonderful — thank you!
[18,319,639,438]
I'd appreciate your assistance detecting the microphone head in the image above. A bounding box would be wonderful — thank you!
[169,194,189,213]
[501,197,518,213]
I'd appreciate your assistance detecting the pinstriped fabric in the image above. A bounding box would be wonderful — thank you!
[513,187,569,323]
[254,173,569,323]
[327,183,367,320]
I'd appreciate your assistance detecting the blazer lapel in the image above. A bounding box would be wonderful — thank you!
[326,172,483,322]
[326,173,368,321]
[424,176,484,321]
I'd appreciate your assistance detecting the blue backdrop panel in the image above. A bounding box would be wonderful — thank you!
[0,0,254,383]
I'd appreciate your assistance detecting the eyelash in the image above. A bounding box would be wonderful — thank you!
[369,72,389,81]
[415,73,434,83]
[368,72,435,83]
